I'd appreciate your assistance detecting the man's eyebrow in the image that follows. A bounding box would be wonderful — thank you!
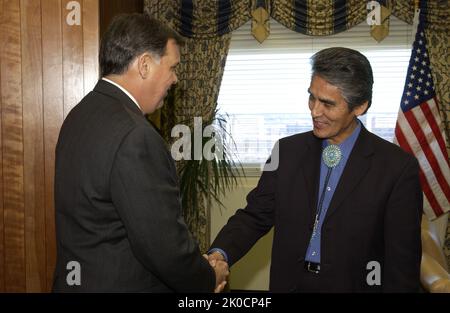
[307,89,336,105]
[319,97,336,105]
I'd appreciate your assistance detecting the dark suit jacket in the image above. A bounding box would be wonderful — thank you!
[53,80,215,292]
[211,126,422,292]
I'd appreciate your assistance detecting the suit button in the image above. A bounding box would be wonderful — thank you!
[289,286,298,292]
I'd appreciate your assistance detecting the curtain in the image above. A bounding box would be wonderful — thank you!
[272,0,366,36]
[418,0,450,270]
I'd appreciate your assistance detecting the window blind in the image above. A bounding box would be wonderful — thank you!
[217,17,413,166]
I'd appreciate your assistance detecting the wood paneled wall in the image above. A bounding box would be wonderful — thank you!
[99,0,143,37]
[0,0,99,292]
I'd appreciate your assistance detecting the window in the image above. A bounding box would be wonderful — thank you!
[217,17,413,168]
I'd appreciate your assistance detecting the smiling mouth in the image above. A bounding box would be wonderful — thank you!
[313,120,328,129]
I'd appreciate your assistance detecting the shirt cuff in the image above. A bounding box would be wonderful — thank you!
[208,248,229,263]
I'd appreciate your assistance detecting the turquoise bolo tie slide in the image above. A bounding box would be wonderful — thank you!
[322,144,342,168]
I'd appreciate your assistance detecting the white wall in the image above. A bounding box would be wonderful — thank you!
[210,176,273,291]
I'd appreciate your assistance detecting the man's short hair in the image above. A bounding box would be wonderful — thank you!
[311,47,374,114]
[99,13,184,77]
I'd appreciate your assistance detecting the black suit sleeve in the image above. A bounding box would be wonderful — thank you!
[211,154,277,266]
[110,125,215,292]
[383,156,422,292]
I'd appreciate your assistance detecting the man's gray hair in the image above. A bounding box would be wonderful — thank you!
[311,47,374,114]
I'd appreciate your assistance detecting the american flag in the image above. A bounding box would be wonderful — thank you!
[393,16,450,219]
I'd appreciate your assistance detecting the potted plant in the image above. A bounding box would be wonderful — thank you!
[177,109,244,251]
[153,87,244,251]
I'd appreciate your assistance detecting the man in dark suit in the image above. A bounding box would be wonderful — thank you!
[209,47,422,292]
[53,14,228,292]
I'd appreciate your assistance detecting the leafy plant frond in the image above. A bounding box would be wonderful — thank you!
[179,108,245,219]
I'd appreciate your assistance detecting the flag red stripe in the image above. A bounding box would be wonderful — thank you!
[395,123,413,154]
[420,99,450,167]
[418,169,444,217]
[395,124,444,216]
[404,110,450,200]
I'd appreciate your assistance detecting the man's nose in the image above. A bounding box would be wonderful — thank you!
[310,101,323,117]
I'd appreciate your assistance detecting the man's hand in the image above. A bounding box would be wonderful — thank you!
[203,253,229,293]
[206,251,225,265]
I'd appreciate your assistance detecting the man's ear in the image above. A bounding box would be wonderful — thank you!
[354,101,369,116]
[137,53,155,79]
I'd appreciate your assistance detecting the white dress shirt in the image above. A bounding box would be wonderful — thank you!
[102,77,142,112]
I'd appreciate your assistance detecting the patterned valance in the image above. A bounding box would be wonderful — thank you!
[145,0,251,39]
[393,0,449,31]
[146,0,447,42]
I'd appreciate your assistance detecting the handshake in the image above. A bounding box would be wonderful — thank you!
[203,251,229,293]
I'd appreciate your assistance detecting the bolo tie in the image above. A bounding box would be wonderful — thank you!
[310,144,342,240]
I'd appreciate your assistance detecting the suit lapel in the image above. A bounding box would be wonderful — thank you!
[300,134,322,219]
[324,126,374,221]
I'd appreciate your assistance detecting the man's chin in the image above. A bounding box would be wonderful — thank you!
[312,128,327,139]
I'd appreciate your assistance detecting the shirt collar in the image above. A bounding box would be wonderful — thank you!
[101,78,142,112]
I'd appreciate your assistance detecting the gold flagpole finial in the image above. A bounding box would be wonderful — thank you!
[414,0,420,10]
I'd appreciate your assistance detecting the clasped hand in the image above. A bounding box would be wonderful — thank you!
[203,252,229,293]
